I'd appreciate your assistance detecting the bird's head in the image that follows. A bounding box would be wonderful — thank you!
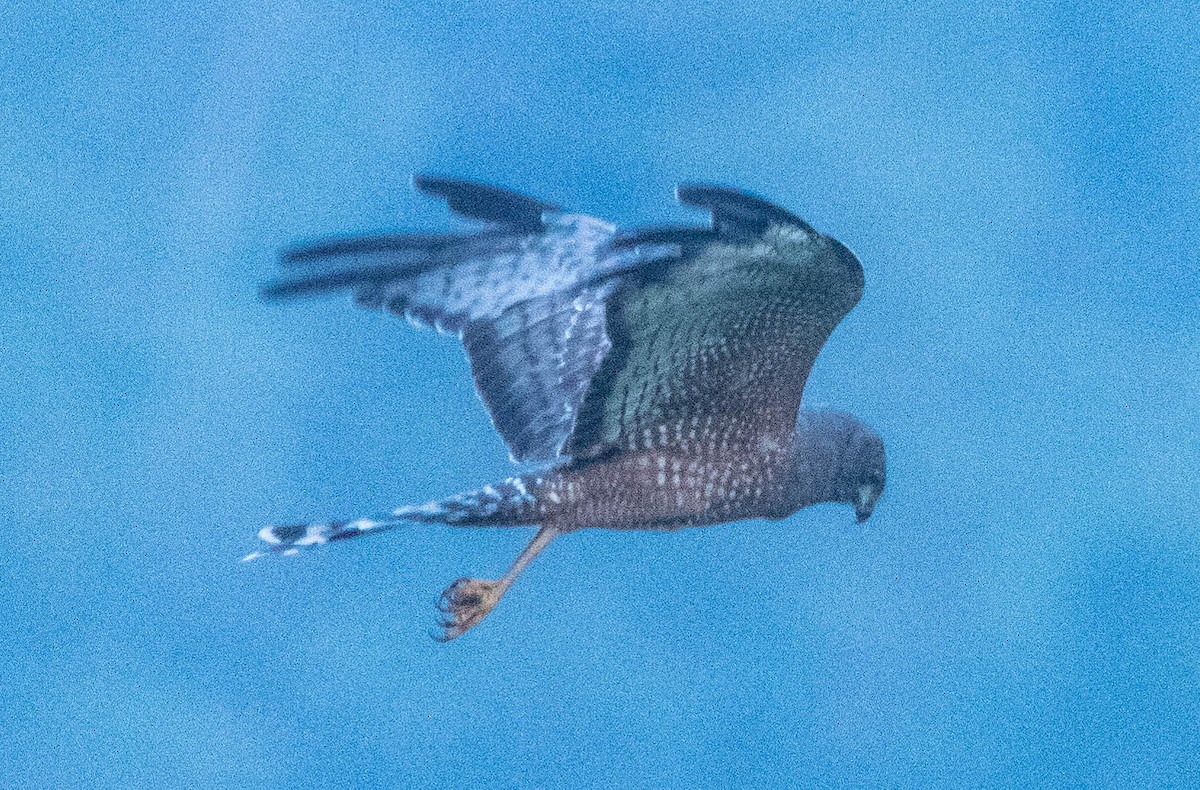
[843,425,886,522]
[792,410,887,522]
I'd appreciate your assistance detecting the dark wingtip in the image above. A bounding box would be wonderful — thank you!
[411,174,560,230]
[410,173,446,196]
[675,183,817,236]
[258,281,290,300]
[277,233,454,268]
[258,276,339,301]
[279,240,348,266]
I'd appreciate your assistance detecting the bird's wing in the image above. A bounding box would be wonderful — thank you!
[264,176,670,462]
[564,185,865,459]
[457,280,621,460]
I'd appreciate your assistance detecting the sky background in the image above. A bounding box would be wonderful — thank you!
[2,1,1198,787]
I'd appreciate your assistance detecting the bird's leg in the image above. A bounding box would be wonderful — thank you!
[436,525,559,641]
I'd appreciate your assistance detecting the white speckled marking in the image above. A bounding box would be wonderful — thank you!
[296,525,327,547]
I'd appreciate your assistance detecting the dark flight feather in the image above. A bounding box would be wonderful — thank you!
[676,183,818,236]
[412,175,560,230]
[278,232,460,266]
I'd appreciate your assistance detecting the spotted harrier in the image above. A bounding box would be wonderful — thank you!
[247,176,886,640]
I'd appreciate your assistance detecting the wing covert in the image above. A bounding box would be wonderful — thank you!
[565,189,864,458]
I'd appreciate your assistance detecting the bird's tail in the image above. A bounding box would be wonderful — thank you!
[241,513,404,562]
[242,478,541,561]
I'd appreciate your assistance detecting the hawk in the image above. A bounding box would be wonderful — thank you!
[248,176,886,641]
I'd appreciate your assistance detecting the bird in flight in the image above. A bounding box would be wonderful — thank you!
[248,175,886,640]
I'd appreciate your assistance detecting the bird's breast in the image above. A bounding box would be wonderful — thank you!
[545,434,796,531]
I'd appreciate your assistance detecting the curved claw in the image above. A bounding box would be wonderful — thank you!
[435,578,503,641]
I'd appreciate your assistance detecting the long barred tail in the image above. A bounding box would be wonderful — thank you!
[242,477,541,561]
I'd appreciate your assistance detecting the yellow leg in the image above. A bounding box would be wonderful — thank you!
[436,525,559,641]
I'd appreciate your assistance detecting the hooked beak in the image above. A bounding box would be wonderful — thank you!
[854,484,878,523]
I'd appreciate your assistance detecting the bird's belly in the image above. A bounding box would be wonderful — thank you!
[546,449,790,532]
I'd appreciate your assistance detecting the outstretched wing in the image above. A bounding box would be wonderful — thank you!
[264,176,668,462]
[265,175,616,331]
[564,185,864,458]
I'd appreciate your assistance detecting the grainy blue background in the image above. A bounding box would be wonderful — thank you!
[3,2,1198,787]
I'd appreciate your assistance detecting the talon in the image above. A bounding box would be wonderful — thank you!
[435,578,502,641]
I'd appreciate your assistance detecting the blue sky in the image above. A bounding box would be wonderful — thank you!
[2,1,1198,786]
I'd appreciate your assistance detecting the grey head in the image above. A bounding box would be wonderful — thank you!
[790,409,887,522]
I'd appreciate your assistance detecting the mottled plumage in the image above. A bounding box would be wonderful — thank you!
[250,176,886,640]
